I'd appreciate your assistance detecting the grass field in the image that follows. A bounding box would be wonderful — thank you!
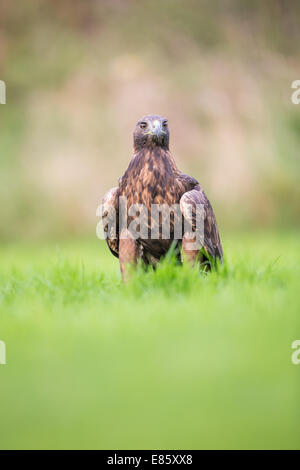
[0,232,299,449]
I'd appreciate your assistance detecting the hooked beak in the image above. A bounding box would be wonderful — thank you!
[146,120,165,139]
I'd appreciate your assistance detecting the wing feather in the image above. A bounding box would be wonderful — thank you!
[102,187,119,258]
[180,184,223,261]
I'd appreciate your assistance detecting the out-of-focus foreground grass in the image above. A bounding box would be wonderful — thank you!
[0,231,299,449]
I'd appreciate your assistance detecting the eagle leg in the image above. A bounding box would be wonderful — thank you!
[119,229,138,283]
[182,234,203,266]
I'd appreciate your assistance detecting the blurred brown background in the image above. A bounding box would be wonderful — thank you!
[1,0,300,240]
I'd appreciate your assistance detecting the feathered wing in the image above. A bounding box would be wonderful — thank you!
[180,184,223,261]
[102,181,222,264]
[102,187,119,258]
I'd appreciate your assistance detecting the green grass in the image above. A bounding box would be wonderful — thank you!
[0,232,299,450]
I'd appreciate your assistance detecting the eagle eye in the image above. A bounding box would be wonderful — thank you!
[162,121,168,128]
[140,122,147,129]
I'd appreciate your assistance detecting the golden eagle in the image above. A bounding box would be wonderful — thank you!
[102,115,222,281]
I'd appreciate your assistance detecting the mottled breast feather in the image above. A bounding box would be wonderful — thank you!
[103,143,222,263]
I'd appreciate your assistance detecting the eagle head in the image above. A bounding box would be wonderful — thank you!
[133,114,169,151]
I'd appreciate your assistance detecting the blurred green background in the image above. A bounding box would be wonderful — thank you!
[0,0,300,450]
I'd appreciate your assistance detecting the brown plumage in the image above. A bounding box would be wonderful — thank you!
[102,114,222,281]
